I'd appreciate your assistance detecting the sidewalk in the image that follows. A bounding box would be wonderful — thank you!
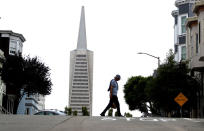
[0,115,69,131]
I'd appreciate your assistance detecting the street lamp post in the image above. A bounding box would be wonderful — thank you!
[137,52,160,67]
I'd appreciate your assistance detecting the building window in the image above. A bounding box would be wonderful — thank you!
[71,100,89,103]
[181,16,187,34]
[72,86,88,88]
[75,69,87,71]
[196,33,199,54]
[76,55,86,57]
[73,79,88,82]
[71,97,89,99]
[70,104,89,106]
[72,90,89,92]
[181,46,186,60]
[190,35,193,57]
[9,41,17,55]
[199,22,201,44]
[175,45,178,53]
[202,73,204,96]
[74,72,88,75]
[76,62,87,64]
[26,108,30,115]
[74,76,88,78]
[75,65,87,68]
[9,50,16,54]
[72,93,89,96]
[73,83,88,85]
[76,59,86,61]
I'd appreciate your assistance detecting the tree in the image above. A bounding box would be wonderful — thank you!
[124,112,133,117]
[115,111,118,117]
[82,106,89,116]
[65,106,72,115]
[73,110,78,116]
[108,108,113,116]
[124,76,153,114]
[123,50,200,117]
[0,55,24,95]
[0,55,52,114]
[23,56,52,96]
[149,50,199,117]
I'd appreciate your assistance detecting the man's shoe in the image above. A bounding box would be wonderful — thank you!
[100,113,105,116]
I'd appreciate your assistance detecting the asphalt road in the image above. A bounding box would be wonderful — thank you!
[0,115,204,131]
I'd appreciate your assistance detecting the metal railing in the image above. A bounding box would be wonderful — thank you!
[0,105,11,114]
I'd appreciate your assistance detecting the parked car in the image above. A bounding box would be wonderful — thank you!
[33,109,66,116]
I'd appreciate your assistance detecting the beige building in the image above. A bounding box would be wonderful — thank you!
[186,0,204,118]
[69,6,93,116]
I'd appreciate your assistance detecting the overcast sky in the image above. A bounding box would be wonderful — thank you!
[0,0,176,116]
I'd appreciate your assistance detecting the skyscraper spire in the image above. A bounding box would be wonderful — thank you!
[69,6,93,116]
[77,6,87,49]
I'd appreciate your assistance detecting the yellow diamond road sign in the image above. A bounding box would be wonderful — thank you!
[174,92,188,107]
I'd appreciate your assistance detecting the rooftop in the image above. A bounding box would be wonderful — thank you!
[171,10,179,17]
[0,30,26,42]
[175,0,197,7]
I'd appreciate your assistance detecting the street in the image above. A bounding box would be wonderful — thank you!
[0,115,204,131]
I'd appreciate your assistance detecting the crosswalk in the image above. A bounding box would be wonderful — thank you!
[100,117,202,123]
[183,118,201,122]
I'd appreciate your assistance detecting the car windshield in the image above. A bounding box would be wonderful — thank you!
[45,111,58,115]
[34,112,44,115]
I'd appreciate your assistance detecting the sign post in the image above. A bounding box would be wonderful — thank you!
[174,92,188,118]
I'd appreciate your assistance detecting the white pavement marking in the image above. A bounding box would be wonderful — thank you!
[139,118,159,122]
[125,117,136,121]
[183,118,201,123]
[160,118,176,122]
[101,117,117,121]
[100,117,180,122]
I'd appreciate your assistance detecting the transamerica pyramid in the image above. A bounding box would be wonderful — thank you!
[69,6,93,116]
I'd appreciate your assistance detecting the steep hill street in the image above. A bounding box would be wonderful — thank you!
[0,115,204,131]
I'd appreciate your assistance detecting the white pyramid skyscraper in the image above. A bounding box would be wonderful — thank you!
[69,6,93,116]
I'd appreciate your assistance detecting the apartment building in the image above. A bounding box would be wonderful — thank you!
[17,93,45,115]
[0,30,25,57]
[0,30,45,114]
[186,0,204,118]
[0,30,26,113]
[172,0,197,62]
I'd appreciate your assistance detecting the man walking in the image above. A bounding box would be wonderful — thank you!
[100,74,122,116]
